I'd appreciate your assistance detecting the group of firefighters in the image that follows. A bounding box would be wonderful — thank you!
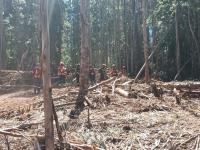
[32,62,127,94]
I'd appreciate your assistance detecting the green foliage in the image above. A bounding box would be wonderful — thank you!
[2,0,200,80]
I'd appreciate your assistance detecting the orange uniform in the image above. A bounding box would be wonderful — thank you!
[32,66,42,79]
[32,66,42,94]
[58,62,67,84]
[110,68,118,77]
[58,66,67,76]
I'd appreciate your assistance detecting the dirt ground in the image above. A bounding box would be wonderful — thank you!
[0,80,200,150]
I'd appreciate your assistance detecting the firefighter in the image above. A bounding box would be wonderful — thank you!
[89,65,96,86]
[58,62,67,84]
[32,64,42,94]
[99,64,107,81]
[121,65,127,76]
[110,64,118,77]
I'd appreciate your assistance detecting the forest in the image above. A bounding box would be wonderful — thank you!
[0,0,200,150]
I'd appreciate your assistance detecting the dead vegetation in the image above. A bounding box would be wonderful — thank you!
[0,74,200,149]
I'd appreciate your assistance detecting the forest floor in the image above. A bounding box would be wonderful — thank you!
[0,73,200,150]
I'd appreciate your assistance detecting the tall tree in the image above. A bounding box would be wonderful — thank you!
[142,0,150,83]
[40,0,54,149]
[70,0,90,118]
[0,0,5,69]
[175,0,181,78]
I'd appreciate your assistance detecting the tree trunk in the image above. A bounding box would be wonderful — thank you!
[0,0,6,69]
[142,0,150,83]
[175,0,181,79]
[75,0,90,109]
[40,0,54,149]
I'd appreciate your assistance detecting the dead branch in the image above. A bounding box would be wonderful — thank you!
[112,77,121,95]
[195,135,199,150]
[52,101,64,149]
[174,134,200,149]
[66,143,103,150]
[0,130,43,139]
[85,96,94,108]
[136,138,146,150]
[33,138,42,150]
[88,77,116,91]
[2,122,43,132]
[4,135,11,150]
[0,85,38,89]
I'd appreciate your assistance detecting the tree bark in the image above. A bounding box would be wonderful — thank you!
[175,0,181,79]
[142,0,150,83]
[40,0,54,149]
[75,0,90,109]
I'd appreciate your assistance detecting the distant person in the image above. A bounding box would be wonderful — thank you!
[110,64,118,77]
[99,64,107,81]
[89,65,96,86]
[75,64,80,84]
[32,64,42,94]
[121,65,127,76]
[57,62,67,84]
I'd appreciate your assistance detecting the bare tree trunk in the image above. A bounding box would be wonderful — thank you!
[40,0,54,149]
[175,0,181,79]
[0,0,4,69]
[142,0,150,83]
[70,0,90,118]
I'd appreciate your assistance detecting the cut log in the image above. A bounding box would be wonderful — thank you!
[115,88,131,98]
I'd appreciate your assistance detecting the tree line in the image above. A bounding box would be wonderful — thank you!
[0,0,200,81]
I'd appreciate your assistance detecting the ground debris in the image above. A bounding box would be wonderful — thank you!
[0,79,200,149]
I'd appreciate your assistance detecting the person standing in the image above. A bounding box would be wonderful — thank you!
[99,64,107,81]
[32,64,42,94]
[89,65,96,86]
[110,64,118,77]
[57,62,67,84]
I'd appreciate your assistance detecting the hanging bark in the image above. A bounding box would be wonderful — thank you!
[142,0,150,83]
[40,0,54,149]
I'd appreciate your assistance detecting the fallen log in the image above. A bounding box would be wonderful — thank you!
[0,130,43,139]
[2,122,43,132]
[88,77,116,91]
[115,88,131,98]
[157,82,200,90]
